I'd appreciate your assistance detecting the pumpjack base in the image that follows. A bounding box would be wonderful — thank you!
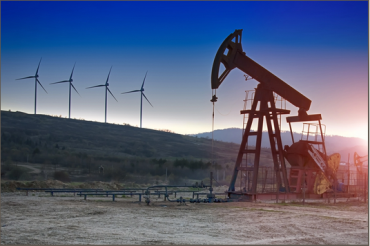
[228,192,254,201]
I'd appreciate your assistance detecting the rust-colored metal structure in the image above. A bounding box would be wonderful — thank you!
[211,29,325,199]
[354,152,368,174]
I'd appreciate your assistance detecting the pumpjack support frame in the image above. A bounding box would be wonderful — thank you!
[228,84,291,195]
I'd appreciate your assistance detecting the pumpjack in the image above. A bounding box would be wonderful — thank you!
[211,30,339,199]
[354,152,368,174]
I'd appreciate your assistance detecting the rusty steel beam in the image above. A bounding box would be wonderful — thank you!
[233,52,311,112]
[286,114,322,123]
[240,108,290,115]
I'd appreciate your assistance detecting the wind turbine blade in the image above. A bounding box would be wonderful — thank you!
[37,79,48,94]
[121,89,141,94]
[106,66,112,84]
[69,63,76,81]
[36,58,42,76]
[86,84,105,89]
[50,80,69,85]
[107,88,118,102]
[16,76,35,80]
[71,83,81,96]
[142,93,153,107]
[141,71,148,89]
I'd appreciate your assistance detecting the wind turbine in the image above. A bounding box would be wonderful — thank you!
[50,63,80,119]
[121,71,153,128]
[86,66,118,123]
[16,58,48,114]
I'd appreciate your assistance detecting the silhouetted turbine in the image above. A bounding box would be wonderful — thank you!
[50,63,80,119]
[86,66,118,123]
[16,58,48,114]
[121,71,153,128]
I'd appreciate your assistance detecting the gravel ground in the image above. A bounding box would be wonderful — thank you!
[1,192,368,245]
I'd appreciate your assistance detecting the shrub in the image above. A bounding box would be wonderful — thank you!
[224,175,232,184]
[102,168,126,182]
[53,171,70,182]
[32,147,41,156]
[2,159,14,172]
[18,171,32,181]
[8,167,25,180]
[112,171,125,182]
[168,173,185,185]
[202,177,210,186]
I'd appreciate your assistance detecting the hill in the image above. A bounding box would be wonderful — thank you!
[191,128,368,162]
[1,111,241,161]
[3,111,365,184]
[0,111,274,184]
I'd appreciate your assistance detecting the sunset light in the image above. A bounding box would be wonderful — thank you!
[1,2,368,245]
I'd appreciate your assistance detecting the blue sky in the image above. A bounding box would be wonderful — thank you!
[1,1,368,141]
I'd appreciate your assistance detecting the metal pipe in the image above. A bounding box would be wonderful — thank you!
[289,122,294,144]
[348,153,350,194]
[318,120,327,161]
[334,176,336,204]
[210,172,213,197]
[145,185,169,202]
[303,167,305,205]
[144,184,216,204]
[364,173,367,203]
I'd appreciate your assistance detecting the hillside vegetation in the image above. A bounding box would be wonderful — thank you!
[1,111,275,184]
[193,128,368,161]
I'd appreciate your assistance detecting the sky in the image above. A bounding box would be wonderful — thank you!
[1,1,368,142]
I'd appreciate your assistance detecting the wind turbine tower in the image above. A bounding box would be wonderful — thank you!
[121,71,153,128]
[86,66,118,123]
[50,63,80,118]
[16,58,48,114]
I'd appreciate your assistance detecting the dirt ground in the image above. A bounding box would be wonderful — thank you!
[1,189,368,245]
